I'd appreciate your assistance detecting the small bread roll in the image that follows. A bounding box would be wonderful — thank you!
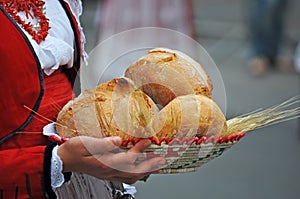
[56,77,159,141]
[125,48,213,107]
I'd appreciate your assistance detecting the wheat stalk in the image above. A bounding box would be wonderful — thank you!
[222,96,300,137]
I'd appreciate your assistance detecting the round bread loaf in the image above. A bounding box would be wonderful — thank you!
[152,94,227,140]
[55,89,103,138]
[56,82,227,141]
[125,48,213,107]
[56,77,159,141]
[56,48,227,142]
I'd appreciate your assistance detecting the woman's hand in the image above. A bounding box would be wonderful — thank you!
[57,136,166,184]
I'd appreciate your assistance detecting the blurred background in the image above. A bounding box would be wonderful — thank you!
[80,0,300,198]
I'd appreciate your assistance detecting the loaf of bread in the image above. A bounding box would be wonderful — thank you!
[56,48,228,141]
[56,89,102,138]
[125,48,213,107]
[57,91,227,141]
[56,77,159,141]
[152,94,227,140]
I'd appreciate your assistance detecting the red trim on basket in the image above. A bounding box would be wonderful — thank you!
[121,132,245,146]
[205,135,215,144]
[168,138,180,145]
[48,132,245,146]
[196,136,206,145]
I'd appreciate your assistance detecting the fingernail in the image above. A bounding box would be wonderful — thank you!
[141,139,151,147]
[112,136,122,146]
[158,159,167,166]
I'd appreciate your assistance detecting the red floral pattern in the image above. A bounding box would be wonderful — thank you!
[1,0,50,44]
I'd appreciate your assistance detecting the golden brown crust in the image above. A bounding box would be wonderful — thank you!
[57,48,227,141]
[95,77,159,140]
[125,48,213,107]
[57,77,159,141]
[56,89,105,138]
[153,94,227,140]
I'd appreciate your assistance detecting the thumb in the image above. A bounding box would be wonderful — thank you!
[79,136,122,154]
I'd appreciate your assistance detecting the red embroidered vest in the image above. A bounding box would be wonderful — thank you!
[0,1,81,144]
[0,2,82,198]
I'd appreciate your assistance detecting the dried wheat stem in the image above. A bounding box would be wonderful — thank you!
[222,96,300,137]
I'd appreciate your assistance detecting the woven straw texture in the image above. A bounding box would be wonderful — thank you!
[122,135,243,174]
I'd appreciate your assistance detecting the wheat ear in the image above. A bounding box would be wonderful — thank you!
[221,96,300,137]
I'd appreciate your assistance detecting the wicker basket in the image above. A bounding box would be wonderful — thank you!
[121,133,244,174]
[50,95,299,174]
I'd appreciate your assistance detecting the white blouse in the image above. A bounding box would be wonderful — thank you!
[15,0,86,190]
[17,0,86,75]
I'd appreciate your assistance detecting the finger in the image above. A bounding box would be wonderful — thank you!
[99,151,137,171]
[134,157,167,174]
[128,139,152,154]
[121,139,151,164]
[79,136,122,154]
[94,139,155,172]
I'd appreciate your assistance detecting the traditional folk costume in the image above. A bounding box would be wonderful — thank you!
[0,0,130,198]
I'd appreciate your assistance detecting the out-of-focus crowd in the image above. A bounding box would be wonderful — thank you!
[90,0,300,75]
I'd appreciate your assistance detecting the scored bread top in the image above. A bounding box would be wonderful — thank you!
[56,48,227,141]
[125,48,213,107]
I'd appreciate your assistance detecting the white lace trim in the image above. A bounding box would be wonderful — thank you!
[16,0,87,75]
[51,145,65,189]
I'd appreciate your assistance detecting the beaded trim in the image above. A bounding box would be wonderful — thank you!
[0,0,50,43]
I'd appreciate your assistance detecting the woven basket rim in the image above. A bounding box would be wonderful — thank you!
[121,132,245,147]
